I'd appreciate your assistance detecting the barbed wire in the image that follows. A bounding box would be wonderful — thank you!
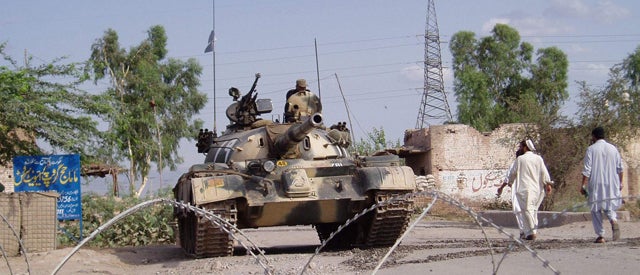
[1,192,635,274]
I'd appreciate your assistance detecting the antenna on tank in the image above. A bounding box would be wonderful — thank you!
[334,73,356,145]
[315,38,321,99]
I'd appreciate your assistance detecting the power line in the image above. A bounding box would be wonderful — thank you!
[170,33,640,61]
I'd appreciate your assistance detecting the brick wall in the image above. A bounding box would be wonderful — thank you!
[0,163,14,193]
[621,141,640,198]
[406,124,521,201]
[404,124,640,202]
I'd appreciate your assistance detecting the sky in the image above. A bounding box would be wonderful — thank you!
[2,0,639,193]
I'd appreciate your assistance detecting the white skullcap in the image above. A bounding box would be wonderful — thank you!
[526,139,536,151]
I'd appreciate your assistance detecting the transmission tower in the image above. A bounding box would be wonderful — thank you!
[415,0,452,129]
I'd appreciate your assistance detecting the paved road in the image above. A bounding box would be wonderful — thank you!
[3,219,639,274]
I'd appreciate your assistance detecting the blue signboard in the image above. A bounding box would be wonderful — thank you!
[13,154,82,220]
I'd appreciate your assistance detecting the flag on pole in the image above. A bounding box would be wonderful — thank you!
[204,30,215,53]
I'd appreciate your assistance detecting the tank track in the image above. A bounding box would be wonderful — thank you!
[180,200,238,258]
[315,191,413,249]
[363,191,414,247]
[315,222,359,250]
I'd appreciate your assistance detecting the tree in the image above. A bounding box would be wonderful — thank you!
[0,42,108,166]
[577,64,640,144]
[538,47,640,211]
[88,26,207,197]
[531,47,569,115]
[622,46,640,86]
[351,127,401,156]
[449,24,569,131]
[449,31,493,131]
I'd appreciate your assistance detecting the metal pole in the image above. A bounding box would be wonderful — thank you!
[212,0,217,135]
[314,38,321,99]
[334,73,356,144]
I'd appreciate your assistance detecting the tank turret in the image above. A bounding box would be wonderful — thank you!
[274,113,323,158]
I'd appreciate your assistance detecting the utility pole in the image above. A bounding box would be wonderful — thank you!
[415,0,452,129]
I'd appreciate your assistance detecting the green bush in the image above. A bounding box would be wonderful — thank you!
[482,199,512,210]
[58,188,176,247]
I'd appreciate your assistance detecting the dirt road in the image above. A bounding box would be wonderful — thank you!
[3,219,640,274]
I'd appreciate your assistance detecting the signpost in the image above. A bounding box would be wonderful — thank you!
[13,154,83,239]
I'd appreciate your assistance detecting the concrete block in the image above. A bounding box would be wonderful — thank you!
[479,210,631,228]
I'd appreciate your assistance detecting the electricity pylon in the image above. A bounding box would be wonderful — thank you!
[415,0,452,129]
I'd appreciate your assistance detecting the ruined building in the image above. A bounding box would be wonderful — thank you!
[402,124,639,203]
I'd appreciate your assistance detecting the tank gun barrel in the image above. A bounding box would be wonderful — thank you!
[275,113,323,156]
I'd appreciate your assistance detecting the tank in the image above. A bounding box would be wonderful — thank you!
[173,73,417,257]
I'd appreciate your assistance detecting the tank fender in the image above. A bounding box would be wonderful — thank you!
[191,175,246,205]
[357,166,416,192]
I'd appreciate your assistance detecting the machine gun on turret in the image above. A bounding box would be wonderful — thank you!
[224,73,273,130]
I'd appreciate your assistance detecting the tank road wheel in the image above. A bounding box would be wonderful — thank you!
[315,191,413,250]
[177,200,238,258]
[363,191,414,247]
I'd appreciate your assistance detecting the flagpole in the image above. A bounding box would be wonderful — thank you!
[204,1,217,136]
[212,0,217,136]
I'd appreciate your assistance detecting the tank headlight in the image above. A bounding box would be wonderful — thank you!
[262,160,276,172]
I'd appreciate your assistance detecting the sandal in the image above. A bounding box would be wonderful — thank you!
[594,236,605,243]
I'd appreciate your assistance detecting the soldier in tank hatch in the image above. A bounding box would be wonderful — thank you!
[284,79,322,123]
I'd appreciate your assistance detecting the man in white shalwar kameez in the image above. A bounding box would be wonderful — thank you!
[497,148,525,238]
[507,140,553,240]
[581,127,623,244]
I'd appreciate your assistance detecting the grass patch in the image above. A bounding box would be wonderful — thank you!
[414,197,478,222]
